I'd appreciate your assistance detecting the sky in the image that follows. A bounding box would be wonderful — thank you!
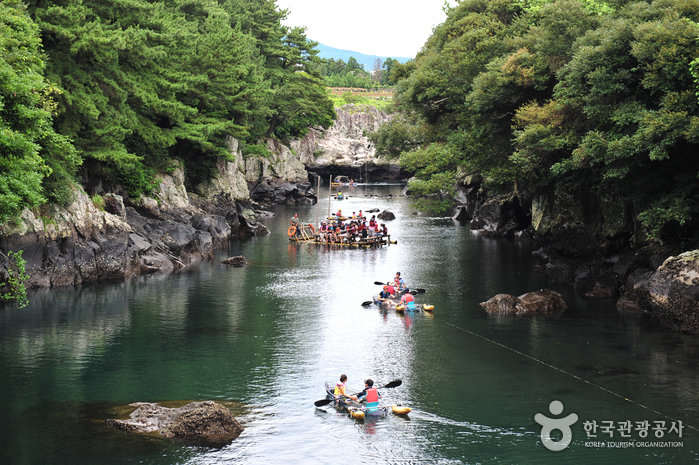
[275,0,449,58]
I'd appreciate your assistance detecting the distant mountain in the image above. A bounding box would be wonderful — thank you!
[315,43,411,71]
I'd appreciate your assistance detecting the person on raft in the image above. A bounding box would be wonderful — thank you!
[334,374,358,401]
[289,213,301,238]
[354,379,382,412]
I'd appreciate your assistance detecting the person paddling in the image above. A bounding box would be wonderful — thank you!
[393,272,408,293]
[379,285,393,300]
[400,292,416,310]
[355,379,381,413]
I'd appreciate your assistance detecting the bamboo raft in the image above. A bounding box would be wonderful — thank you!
[288,224,392,247]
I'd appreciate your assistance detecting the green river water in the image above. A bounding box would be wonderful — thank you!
[1,183,698,464]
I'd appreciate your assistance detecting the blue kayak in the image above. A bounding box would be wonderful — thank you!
[324,382,388,418]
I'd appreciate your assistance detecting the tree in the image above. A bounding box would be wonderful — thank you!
[30,0,270,195]
[346,56,363,73]
[382,57,397,85]
[0,250,29,308]
[222,0,335,140]
[1,0,79,220]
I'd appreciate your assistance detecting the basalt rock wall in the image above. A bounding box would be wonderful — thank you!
[0,139,269,290]
[450,175,699,333]
[300,104,408,181]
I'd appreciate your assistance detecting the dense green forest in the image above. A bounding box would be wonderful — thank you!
[319,56,399,88]
[0,0,335,222]
[372,0,699,246]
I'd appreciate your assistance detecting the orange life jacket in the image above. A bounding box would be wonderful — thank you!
[366,387,379,403]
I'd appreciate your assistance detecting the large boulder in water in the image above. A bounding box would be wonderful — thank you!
[620,250,699,333]
[480,289,567,315]
[221,255,247,266]
[377,210,395,221]
[105,401,243,447]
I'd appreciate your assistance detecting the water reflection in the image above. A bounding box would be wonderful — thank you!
[1,183,699,464]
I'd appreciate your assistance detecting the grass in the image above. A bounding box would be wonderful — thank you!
[328,90,394,112]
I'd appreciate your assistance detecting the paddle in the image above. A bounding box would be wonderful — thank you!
[361,301,373,306]
[373,281,426,294]
[314,380,403,407]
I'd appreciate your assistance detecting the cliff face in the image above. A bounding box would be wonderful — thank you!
[244,104,407,205]
[452,176,699,334]
[0,144,268,290]
[300,105,406,180]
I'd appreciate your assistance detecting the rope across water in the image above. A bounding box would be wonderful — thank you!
[445,321,698,433]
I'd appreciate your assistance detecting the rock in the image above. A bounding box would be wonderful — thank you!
[479,294,524,313]
[625,250,699,333]
[377,210,395,221]
[0,172,268,289]
[452,205,470,222]
[301,105,406,180]
[106,401,243,447]
[221,256,247,266]
[480,289,567,315]
[517,290,568,314]
[585,285,615,298]
[103,193,126,218]
[195,137,249,202]
[616,296,646,313]
[469,194,529,238]
[530,186,634,256]
[129,233,151,253]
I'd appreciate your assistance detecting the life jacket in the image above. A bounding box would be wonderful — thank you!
[365,388,379,411]
[334,382,345,396]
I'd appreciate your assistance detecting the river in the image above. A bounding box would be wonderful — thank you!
[1,183,698,464]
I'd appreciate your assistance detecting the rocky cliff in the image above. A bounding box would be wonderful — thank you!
[0,141,268,290]
[450,174,699,333]
[300,104,406,181]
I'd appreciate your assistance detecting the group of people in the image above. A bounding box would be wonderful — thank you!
[378,272,415,309]
[318,215,387,243]
[334,374,382,413]
[289,212,388,244]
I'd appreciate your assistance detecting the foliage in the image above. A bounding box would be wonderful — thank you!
[0,250,30,308]
[389,0,699,245]
[327,93,393,112]
[223,0,336,140]
[370,114,425,159]
[0,0,337,206]
[319,56,399,89]
[0,0,79,222]
[91,194,105,211]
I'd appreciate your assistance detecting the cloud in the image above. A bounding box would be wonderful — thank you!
[276,0,448,58]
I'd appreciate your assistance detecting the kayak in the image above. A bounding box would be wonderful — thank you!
[324,382,388,418]
[373,296,401,306]
[374,295,419,311]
